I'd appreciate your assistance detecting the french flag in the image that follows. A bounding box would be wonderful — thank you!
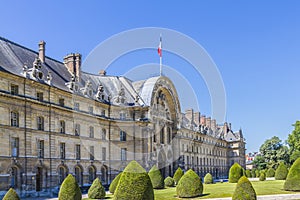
[158,36,162,57]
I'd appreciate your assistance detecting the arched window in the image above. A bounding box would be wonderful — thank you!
[88,166,96,184]
[11,111,19,127]
[10,167,18,188]
[37,116,44,131]
[75,166,83,186]
[160,127,164,144]
[58,166,67,184]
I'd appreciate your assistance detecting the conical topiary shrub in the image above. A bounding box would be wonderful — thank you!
[176,169,203,198]
[58,174,82,200]
[173,167,184,185]
[148,165,164,189]
[3,188,20,200]
[204,173,213,184]
[88,178,105,199]
[109,172,122,194]
[229,163,243,183]
[114,160,154,200]
[259,171,266,181]
[255,169,260,178]
[266,168,275,177]
[275,162,288,180]
[245,169,251,178]
[164,176,175,187]
[251,170,256,178]
[232,176,257,200]
[284,158,300,191]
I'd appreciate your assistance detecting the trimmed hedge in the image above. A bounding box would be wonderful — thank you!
[204,173,213,184]
[284,158,300,191]
[275,162,288,180]
[229,163,243,183]
[3,188,20,200]
[245,169,251,178]
[88,178,105,199]
[164,176,175,187]
[259,171,266,181]
[58,174,82,200]
[266,168,275,177]
[114,160,154,200]
[109,172,122,194]
[232,176,257,200]
[173,167,184,185]
[176,169,203,198]
[148,165,164,189]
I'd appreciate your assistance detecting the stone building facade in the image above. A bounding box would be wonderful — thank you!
[0,37,245,194]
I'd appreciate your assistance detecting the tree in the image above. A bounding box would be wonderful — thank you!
[173,167,184,185]
[114,160,154,200]
[148,165,164,189]
[109,172,122,194]
[275,162,288,180]
[176,169,203,198]
[58,174,82,200]
[229,163,243,183]
[284,158,300,191]
[88,178,105,199]
[259,136,289,168]
[288,121,300,164]
[204,173,213,184]
[252,155,267,170]
[3,188,20,200]
[259,171,266,181]
[164,176,175,187]
[232,176,256,200]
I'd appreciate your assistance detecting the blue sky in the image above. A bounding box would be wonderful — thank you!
[1,1,300,152]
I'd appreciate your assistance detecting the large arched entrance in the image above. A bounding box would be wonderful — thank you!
[74,165,83,186]
[57,165,68,185]
[10,166,18,189]
[88,165,96,184]
[100,165,108,184]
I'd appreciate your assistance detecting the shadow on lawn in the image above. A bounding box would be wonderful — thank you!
[172,193,210,198]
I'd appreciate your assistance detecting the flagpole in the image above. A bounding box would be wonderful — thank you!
[160,53,162,76]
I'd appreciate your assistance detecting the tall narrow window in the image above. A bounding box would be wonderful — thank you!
[160,127,164,144]
[102,147,106,161]
[90,146,94,160]
[75,124,80,136]
[167,127,171,143]
[60,120,65,133]
[120,112,126,120]
[88,106,93,114]
[37,140,44,158]
[37,116,44,131]
[74,102,79,111]
[89,126,94,138]
[11,137,19,157]
[36,92,44,101]
[59,98,65,106]
[102,128,106,140]
[121,148,127,161]
[76,144,81,160]
[60,143,65,159]
[10,84,19,95]
[10,111,19,127]
[101,110,105,116]
[120,131,126,141]
[153,134,156,143]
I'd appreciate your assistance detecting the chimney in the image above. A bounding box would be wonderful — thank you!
[64,53,81,80]
[206,117,211,128]
[193,112,200,126]
[38,41,46,63]
[99,70,107,76]
[211,119,217,132]
[223,122,228,133]
[200,115,206,125]
[185,109,194,122]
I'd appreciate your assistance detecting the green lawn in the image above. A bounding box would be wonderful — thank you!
[84,180,300,200]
